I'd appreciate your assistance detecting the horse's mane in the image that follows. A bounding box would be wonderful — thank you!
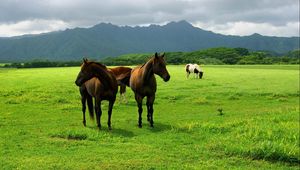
[86,61,116,90]
[89,61,107,69]
[140,56,154,69]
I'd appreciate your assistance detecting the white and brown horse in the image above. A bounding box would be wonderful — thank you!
[185,63,203,79]
[130,53,170,128]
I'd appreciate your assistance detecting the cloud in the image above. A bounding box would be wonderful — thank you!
[0,0,298,37]
[194,21,300,37]
[0,19,70,37]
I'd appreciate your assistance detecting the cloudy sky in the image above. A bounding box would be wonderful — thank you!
[0,0,299,37]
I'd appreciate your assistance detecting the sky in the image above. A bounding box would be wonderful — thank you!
[0,0,299,37]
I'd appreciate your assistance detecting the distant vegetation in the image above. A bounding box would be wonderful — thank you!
[2,47,299,68]
[101,47,299,65]
[3,60,81,68]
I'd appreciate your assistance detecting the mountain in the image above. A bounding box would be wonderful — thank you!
[0,20,299,62]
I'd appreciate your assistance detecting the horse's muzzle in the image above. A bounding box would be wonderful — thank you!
[164,75,170,82]
[75,80,81,86]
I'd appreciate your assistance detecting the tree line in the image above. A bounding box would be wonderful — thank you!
[2,48,299,68]
[3,61,81,68]
[101,48,299,65]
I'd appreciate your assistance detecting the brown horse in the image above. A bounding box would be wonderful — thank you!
[109,66,132,103]
[130,53,170,128]
[75,59,118,130]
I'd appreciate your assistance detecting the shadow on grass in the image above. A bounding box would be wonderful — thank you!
[85,125,136,138]
[146,122,173,133]
[111,128,135,138]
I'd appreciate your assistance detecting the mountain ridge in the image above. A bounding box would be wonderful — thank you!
[0,20,299,62]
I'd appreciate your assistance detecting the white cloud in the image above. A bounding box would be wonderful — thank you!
[0,19,70,37]
[0,0,298,37]
[194,21,300,37]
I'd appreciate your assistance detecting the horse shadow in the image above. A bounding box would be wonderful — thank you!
[146,122,173,133]
[111,128,135,138]
[86,126,136,138]
[86,121,173,135]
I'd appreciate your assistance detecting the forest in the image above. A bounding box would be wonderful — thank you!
[2,47,299,68]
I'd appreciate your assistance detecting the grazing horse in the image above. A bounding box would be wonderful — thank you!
[130,53,170,128]
[185,63,203,79]
[75,59,118,130]
[108,66,132,103]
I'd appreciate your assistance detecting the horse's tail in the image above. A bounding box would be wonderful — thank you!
[185,64,190,73]
[86,95,94,120]
[118,70,132,87]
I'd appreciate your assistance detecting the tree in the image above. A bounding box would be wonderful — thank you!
[234,47,249,56]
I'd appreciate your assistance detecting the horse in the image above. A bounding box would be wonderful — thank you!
[185,63,203,79]
[108,66,132,103]
[75,59,118,130]
[130,52,170,128]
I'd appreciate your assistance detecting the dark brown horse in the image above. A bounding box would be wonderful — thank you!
[109,66,132,103]
[75,59,118,130]
[130,53,170,128]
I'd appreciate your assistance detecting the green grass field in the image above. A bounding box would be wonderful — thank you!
[0,65,299,169]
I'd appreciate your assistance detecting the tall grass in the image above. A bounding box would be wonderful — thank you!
[0,65,299,169]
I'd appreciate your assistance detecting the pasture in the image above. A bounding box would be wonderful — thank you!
[0,65,299,169]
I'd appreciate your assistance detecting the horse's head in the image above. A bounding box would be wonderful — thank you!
[75,58,94,86]
[152,52,170,82]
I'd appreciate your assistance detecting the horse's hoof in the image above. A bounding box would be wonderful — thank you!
[150,121,154,127]
[83,122,86,127]
[108,126,112,130]
[138,124,142,128]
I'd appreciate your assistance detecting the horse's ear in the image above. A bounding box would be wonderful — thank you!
[155,52,158,58]
[83,58,88,63]
[161,53,165,58]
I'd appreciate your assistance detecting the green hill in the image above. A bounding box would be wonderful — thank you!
[0,21,299,62]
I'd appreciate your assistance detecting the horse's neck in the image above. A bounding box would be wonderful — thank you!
[92,65,113,89]
[141,59,154,82]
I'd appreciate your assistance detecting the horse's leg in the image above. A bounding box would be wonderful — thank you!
[120,84,127,103]
[80,87,87,126]
[81,94,87,127]
[186,71,190,79]
[146,95,155,127]
[200,72,203,79]
[87,95,94,120]
[135,93,143,128]
[107,98,115,130]
[95,97,102,129]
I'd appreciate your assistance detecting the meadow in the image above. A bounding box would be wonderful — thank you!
[0,65,299,169]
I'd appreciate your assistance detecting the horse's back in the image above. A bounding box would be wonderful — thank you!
[110,66,132,86]
[110,66,132,76]
[194,64,202,72]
